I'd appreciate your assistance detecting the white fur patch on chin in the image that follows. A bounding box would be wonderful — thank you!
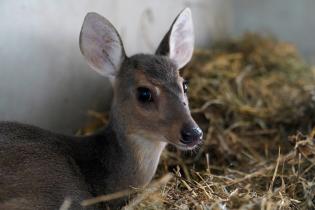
[128,133,167,180]
[129,133,167,153]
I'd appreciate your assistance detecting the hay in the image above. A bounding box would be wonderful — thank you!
[80,33,315,209]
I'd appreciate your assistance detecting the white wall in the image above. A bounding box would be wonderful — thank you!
[230,0,315,64]
[0,0,230,134]
[2,0,314,134]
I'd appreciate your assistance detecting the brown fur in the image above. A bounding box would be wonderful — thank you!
[0,10,201,210]
[0,55,200,210]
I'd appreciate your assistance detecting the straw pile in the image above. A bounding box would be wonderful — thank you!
[80,33,315,210]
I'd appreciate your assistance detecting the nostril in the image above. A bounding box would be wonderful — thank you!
[181,130,192,140]
[180,126,203,144]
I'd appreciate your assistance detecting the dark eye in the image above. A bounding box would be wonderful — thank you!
[137,87,153,103]
[183,80,189,93]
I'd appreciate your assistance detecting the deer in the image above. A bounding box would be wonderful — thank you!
[0,8,203,210]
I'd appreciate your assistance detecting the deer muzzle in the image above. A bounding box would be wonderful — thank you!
[180,123,203,147]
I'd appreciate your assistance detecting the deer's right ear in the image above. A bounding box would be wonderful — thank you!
[80,12,126,78]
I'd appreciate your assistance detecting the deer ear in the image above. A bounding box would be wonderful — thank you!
[156,8,194,69]
[80,12,126,78]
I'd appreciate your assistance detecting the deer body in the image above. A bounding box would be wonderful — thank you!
[0,8,202,210]
[0,121,165,209]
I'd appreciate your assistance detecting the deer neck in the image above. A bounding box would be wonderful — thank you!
[110,116,167,187]
[111,111,166,184]
[80,117,166,195]
[125,133,167,184]
[111,109,167,176]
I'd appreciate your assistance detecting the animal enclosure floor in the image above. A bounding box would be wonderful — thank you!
[78,33,315,210]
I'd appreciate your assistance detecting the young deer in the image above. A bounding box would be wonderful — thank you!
[0,8,202,210]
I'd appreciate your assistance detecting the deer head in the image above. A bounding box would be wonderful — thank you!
[79,8,203,150]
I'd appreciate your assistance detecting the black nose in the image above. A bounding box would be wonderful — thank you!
[180,126,203,145]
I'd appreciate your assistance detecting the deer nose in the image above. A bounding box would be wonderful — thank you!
[180,125,203,146]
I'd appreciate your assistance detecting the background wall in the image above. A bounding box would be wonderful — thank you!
[0,0,314,134]
[0,0,230,134]
[230,0,315,64]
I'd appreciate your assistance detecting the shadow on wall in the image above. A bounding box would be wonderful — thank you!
[0,0,230,134]
[0,33,112,134]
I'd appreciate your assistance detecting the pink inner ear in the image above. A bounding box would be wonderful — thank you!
[174,42,191,63]
[169,9,194,69]
[80,13,125,78]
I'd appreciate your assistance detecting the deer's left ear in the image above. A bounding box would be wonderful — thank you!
[156,8,194,69]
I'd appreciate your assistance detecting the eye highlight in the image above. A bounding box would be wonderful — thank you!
[137,87,153,103]
[183,80,189,93]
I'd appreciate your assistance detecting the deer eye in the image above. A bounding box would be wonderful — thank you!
[183,80,189,93]
[137,87,153,103]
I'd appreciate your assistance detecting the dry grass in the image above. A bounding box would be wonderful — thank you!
[80,33,315,210]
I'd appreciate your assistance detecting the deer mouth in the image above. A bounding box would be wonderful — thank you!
[176,138,202,150]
